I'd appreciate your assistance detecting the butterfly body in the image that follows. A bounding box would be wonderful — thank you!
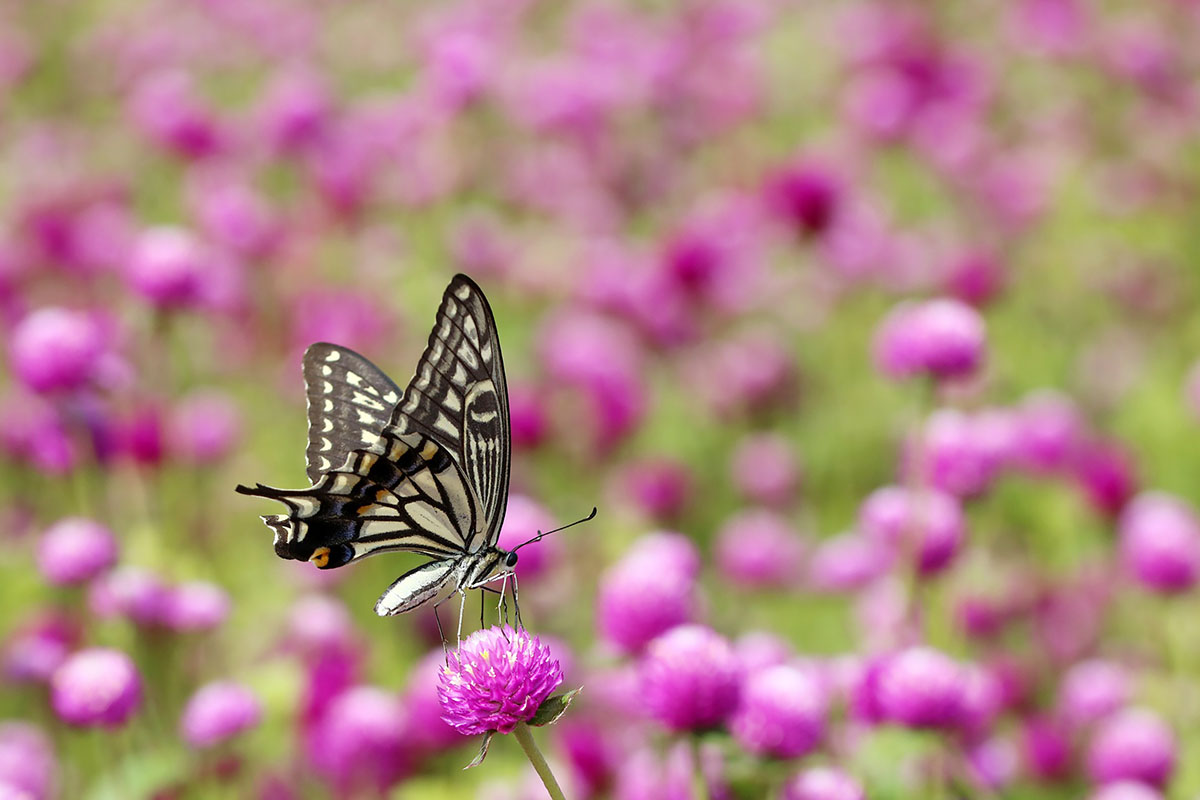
[237,274,515,619]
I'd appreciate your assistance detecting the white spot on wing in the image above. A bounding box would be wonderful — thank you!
[322,365,332,377]
[382,391,398,404]
[321,418,334,433]
[325,350,341,362]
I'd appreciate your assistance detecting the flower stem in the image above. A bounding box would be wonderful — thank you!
[513,721,566,800]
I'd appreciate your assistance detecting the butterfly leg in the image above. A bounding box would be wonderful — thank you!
[456,589,468,643]
[496,571,510,628]
[512,572,524,631]
[431,597,451,656]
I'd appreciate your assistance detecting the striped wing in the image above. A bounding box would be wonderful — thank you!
[389,274,510,550]
[236,427,482,565]
[303,343,402,484]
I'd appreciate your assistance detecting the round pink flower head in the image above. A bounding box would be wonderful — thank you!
[2,613,78,684]
[0,721,57,800]
[730,664,827,759]
[877,646,965,730]
[167,391,241,464]
[307,686,410,793]
[641,624,741,731]
[1021,714,1072,781]
[1057,659,1131,730]
[125,227,210,310]
[88,566,169,626]
[807,532,890,592]
[35,517,117,586]
[495,494,561,581]
[1086,708,1175,789]
[1089,781,1164,800]
[873,298,986,381]
[858,486,965,575]
[730,433,802,508]
[9,308,104,394]
[160,580,231,632]
[1073,439,1137,518]
[784,766,865,800]
[180,681,262,748]
[715,509,805,588]
[1013,390,1084,473]
[763,160,843,238]
[1118,491,1200,594]
[598,548,698,654]
[438,626,563,736]
[50,648,142,728]
[906,409,997,498]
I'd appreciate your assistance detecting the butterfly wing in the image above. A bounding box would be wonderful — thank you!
[389,274,511,550]
[237,427,481,564]
[302,343,403,484]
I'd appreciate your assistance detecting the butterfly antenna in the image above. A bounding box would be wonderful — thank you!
[512,507,598,552]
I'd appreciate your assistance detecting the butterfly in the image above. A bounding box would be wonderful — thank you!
[237,274,522,625]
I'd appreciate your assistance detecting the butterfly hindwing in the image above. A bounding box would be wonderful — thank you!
[390,275,511,547]
[303,343,403,484]
[237,428,482,564]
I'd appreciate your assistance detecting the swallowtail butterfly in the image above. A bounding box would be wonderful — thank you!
[237,274,519,621]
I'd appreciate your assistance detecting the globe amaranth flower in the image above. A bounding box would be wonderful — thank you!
[0,721,57,800]
[1057,659,1131,730]
[641,624,741,731]
[9,308,106,394]
[730,433,802,508]
[438,626,563,736]
[730,664,827,758]
[598,539,699,653]
[715,509,805,588]
[180,682,262,748]
[858,486,965,575]
[1118,491,1200,594]
[307,686,411,793]
[876,646,965,730]
[50,648,142,727]
[35,517,118,586]
[784,766,865,800]
[1085,708,1175,789]
[873,298,986,381]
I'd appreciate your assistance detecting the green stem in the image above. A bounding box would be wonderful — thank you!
[512,722,566,800]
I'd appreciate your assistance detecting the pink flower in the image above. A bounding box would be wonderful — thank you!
[9,308,105,394]
[50,648,142,728]
[35,517,118,586]
[180,682,262,748]
[437,627,563,736]
[641,625,741,731]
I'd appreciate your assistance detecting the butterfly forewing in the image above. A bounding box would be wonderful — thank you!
[389,275,511,547]
[303,343,403,484]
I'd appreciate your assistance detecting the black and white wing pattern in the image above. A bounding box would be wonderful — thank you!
[388,275,511,549]
[302,342,403,484]
[235,274,511,578]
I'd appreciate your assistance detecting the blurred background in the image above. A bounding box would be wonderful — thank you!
[1,0,1200,797]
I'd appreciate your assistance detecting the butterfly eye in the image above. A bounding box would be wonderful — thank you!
[309,547,331,568]
[504,552,518,569]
